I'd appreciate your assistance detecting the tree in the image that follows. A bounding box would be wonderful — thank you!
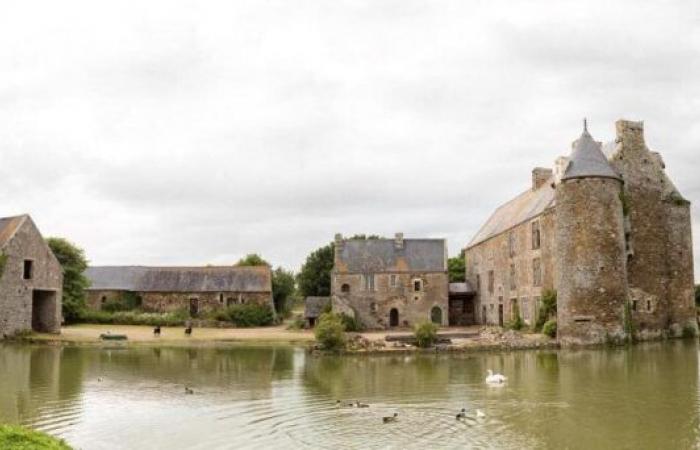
[272,267,296,315]
[236,253,269,267]
[46,237,89,323]
[297,242,334,297]
[448,249,466,283]
[314,313,346,351]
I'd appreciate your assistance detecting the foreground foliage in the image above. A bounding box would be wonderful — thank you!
[0,425,71,450]
[414,322,438,348]
[314,313,346,351]
[46,237,89,323]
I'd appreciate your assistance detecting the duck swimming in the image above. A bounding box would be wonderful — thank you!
[185,386,194,394]
[456,408,467,420]
[355,401,370,408]
[382,413,398,423]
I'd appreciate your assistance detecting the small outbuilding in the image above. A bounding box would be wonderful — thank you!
[0,214,63,338]
[304,296,331,328]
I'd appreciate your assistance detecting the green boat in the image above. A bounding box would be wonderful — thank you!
[99,333,128,341]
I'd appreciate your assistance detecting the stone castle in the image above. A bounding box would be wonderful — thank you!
[465,119,696,344]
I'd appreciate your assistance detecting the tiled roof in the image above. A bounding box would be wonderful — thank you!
[304,296,331,318]
[0,215,28,248]
[468,181,555,248]
[561,129,620,181]
[85,265,272,293]
[336,238,447,273]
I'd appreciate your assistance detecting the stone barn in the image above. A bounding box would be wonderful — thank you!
[465,120,697,344]
[0,214,63,338]
[85,265,274,316]
[331,233,449,329]
[304,296,330,328]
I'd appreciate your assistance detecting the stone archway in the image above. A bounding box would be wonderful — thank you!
[430,306,442,325]
[389,308,399,327]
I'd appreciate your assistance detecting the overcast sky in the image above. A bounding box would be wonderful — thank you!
[1,0,699,276]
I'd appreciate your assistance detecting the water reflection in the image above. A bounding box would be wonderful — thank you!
[0,341,698,449]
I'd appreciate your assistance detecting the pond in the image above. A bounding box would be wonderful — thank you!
[0,341,698,449]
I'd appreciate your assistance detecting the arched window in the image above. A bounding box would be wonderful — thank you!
[341,284,351,293]
[431,306,442,325]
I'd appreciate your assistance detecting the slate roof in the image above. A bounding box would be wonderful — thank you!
[561,128,620,181]
[85,265,272,293]
[0,215,28,248]
[304,297,331,318]
[335,238,446,273]
[468,181,555,248]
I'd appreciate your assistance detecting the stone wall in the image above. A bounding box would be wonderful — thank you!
[85,290,126,310]
[609,120,697,335]
[0,217,63,337]
[332,271,449,329]
[555,177,628,344]
[140,291,273,315]
[465,208,556,327]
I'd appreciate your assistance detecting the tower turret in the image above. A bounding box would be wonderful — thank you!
[555,121,629,344]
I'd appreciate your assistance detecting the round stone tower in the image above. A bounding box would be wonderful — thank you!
[555,121,629,345]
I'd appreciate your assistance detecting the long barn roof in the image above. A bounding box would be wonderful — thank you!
[85,265,272,293]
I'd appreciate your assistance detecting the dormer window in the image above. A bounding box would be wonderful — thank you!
[23,260,33,280]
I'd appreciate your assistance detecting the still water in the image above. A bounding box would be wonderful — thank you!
[0,341,698,449]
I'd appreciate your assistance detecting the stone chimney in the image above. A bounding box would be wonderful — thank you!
[394,232,404,250]
[334,233,344,252]
[615,119,645,147]
[532,167,553,190]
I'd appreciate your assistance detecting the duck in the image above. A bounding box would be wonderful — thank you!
[355,400,370,408]
[185,386,194,395]
[456,408,467,420]
[335,400,354,407]
[485,369,507,384]
[382,413,398,423]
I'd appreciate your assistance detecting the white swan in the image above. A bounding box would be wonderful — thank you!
[485,369,507,384]
[476,409,486,418]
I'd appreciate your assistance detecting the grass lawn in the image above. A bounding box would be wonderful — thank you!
[0,425,71,450]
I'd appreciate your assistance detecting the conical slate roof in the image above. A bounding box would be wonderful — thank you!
[561,123,620,181]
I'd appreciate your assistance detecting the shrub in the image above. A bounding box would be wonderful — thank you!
[0,424,72,449]
[682,324,698,339]
[414,321,438,348]
[507,302,525,330]
[535,289,557,331]
[314,313,346,351]
[225,303,275,327]
[339,313,363,332]
[78,309,189,327]
[542,319,557,338]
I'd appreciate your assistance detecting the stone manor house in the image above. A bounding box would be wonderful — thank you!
[465,120,696,344]
[325,119,695,344]
[0,215,63,338]
[85,265,275,317]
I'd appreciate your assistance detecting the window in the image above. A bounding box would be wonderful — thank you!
[508,232,516,257]
[101,296,107,304]
[521,297,530,321]
[370,302,377,313]
[531,221,541,250]
[632,300,637,311]
[390,274,398,288]
[646,300,651,312]
[341,283,351,293]
[219,293,224,304]
[533,258,542,286]
[487,270,494,294]
[23,260,33,280]
[413,279,422,292]
[476,274,481,293]
[363,274,375,292]
[509,264,517,290]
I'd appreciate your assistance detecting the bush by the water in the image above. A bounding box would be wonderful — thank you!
[222,304,275,327]
[682,324,698,338]
[339,313,363,332]
[542,319,557,338]
[314,313,346,351]
[0,424,71,449]
[535,290,557,331]
[414,321,438,348]
[79,309,189,327]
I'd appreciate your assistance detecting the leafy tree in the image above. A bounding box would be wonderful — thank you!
[236,253,269,266]
[297,243,334,297]
[272,267,296,315]
[448,249,466,283]
[46,237,89,323]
